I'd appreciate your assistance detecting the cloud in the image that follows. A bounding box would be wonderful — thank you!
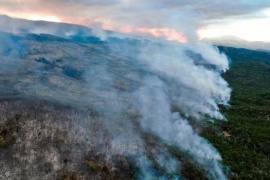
[0,0,270,40]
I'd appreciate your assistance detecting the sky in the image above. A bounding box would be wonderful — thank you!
[1,0,270,42]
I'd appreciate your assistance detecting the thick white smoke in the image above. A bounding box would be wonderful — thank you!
[125,40,231,179]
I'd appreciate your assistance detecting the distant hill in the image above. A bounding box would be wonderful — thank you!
[0,15,151,42]
[203,35,270,52]
[0,14,95,37]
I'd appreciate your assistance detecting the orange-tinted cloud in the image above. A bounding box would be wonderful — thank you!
[119,27,187,42]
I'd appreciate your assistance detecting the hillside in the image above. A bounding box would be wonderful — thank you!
[1,28,269,179]
[0,31,231,180]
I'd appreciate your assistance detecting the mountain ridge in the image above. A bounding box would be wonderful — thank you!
[203,36,270,52]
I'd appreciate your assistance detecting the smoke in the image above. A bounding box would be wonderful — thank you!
[0,15,230,179]
[93,37,231,179]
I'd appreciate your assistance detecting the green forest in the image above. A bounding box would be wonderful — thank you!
[204,47,270,179]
